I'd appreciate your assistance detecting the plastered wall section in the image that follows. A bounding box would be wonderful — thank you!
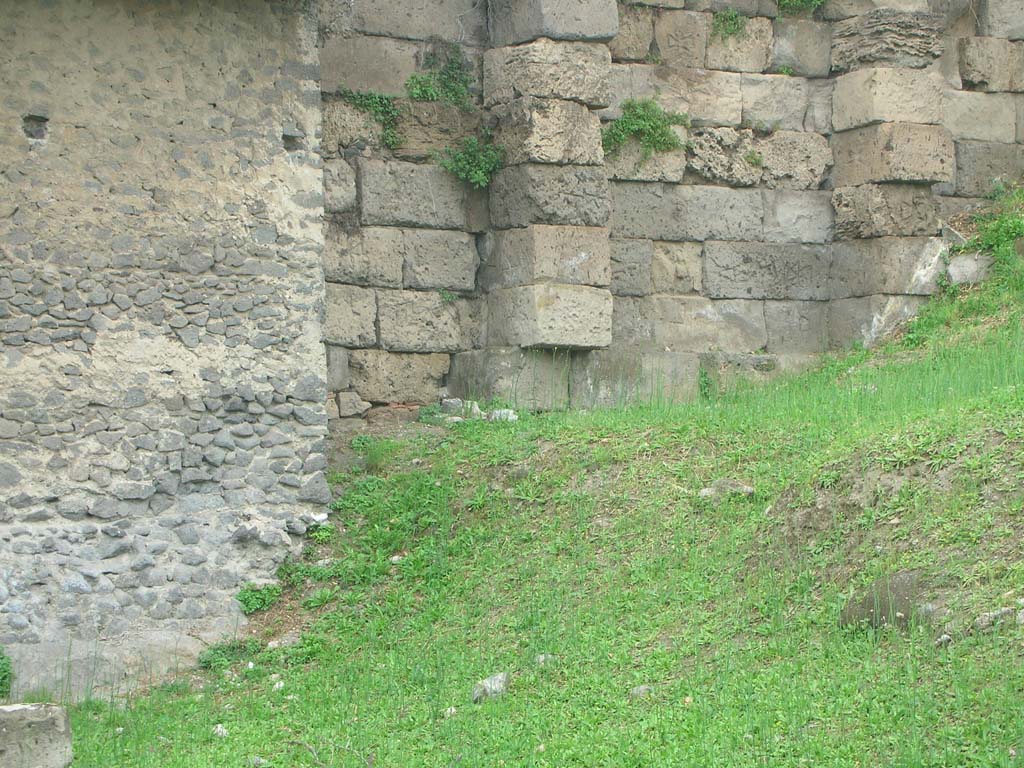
[0,1,327,698]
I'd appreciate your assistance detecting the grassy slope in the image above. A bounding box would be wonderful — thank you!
[69,194,1024,766]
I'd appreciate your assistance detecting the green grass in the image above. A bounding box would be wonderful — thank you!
[69,193,1024,765]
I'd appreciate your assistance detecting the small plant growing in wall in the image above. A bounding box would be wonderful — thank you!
[712,9,747,39]
[236,583,282,615]
[338,88,403,149]
[405,44,474,111]
[602,98,690,161]
[0,649,12,699]
[437,132,504,189]
[776,0,826,14]
[743,149,764,167]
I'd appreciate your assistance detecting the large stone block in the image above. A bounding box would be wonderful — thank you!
[831,10,944,72]
[687,127,831,189]
[652,241,703,294]
[832,185,940,239]
[610,238,654,296]
[943,91,1017,142]
[612,296,655,344]
[324,284,377,347]
[322,100,380,155]
[652,296,768,352]
[610,182,763,241]
[610,4,655,62]
[358,159,487,231]
[377,290,478,353]
[479,225,612,289]
[703,241,832,300]
[324,160,357,214]
[954,140,1024,197]
[448,348,571,410]
[321,35,423,95]
[0,704,73,768]
[570,348,699,407]
[351,0,487,44]
[831,123,954,185]
[492,98,603,166]
[601,65,742,127]
[831,237,946,297]
[395,229,478,292]
[653,11,709,69]
[771,19,831,78]
[762,190,834,244]
[706,17,773,73]
[484,39,612,107]
[832,68,944,131]
[489,165,611,228]
[958,37,1024,92]
[604,127,690,182]
[487,284,613,349]
[765,300,828,353]
[488,0,619,45]
[348,350,450,405]
[828,295,927,348]
[977,0,1024,41]
[741,74,811,132]
[323,227,403,288]
[326,345,350,392]
[393,102,483,163]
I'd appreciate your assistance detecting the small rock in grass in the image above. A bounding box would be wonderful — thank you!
[534,653,555,666]
[1017,609,1024,626]
[213,723,229,738]
[267,630,301,649]
[486,409,518,423]
[973,607,1015,633]
[251,758,271,767]
[444,706,458,718]
[630,684,654,699]
[934,633,953,648]
[272,680,285,691]
[839,570,928,630]
[698,478,754,500]
[472,671,509,703]
[445,416,464,425]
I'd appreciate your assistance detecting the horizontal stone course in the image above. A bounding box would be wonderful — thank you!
[652,295,768,352]
[958,37,1024,93]
[828,295,927,348]
[764,300,828,354]
[762,190,834,244]
[740,74,811,132]
[484,39,612,107]
[610,239,654,296]
[377,291,480,353]
[324,284,377,347]
[570,348,699,407]
[321,35,424,95]
[652,241,703,294]
[358,159,488,232]
[487,284,613,349]
[350,0,488,44]
[830,237,945,297]
[601,64,741,126]
[449,348,571,410]
[490,165,611,228]
[832,185,940,239]
[492,97,603,166]
[653,10,708,69]
[771,18,831,77]
[830,10,944,72]
[610,182,764,241]
[976,0,1024,41]
[703,241,832,300]
[832,67,944,131]
[348,349,450,404]
[479,225,612,289]
[831,123,954,185]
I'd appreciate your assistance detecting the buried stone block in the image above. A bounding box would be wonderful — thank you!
[570,348,700,408]
[488,0,619,46]
[830,237,946,298]
[832,185,940,239]
[484,38,612,107]
[348,349,450,404]
[479,225,611,289]
[489,165,610,228]
[610,182,763,241]
[765,300,829,354]
[491,97,603,166]
[448,347,572,411]
[377,291,480,353]
[487,284,613,349]
[0,703,73,768]
[831,68,943,131]
[703,241,833,301]
[828,295,928,348]
[652,296,768,353]
[831,123,954,186]
[953,141,1024,197]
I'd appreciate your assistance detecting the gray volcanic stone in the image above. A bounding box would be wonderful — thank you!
[0,704,73,768]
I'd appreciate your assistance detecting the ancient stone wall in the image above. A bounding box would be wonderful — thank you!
[0,1,326,697]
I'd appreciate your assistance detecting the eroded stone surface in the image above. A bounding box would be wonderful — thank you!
[0,704,73,768]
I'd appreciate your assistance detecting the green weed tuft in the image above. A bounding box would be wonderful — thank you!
[338,88,402,149]
[235,583,282,615]
[0,650,11,699]
[438,132,504,189]
[197,639,262,671]
[712,8,747,39]
[602,98,690,160]
[405,44,473,110]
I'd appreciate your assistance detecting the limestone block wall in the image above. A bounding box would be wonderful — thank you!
[0,1,326,697]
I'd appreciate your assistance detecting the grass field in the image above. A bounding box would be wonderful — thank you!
[66,191,1024,766]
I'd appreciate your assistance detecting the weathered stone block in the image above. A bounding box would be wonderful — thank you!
[832,185,940,239]
[326,345,350,392]
[604,127,690,182]
[321,35,423,94]
[805,78,834,133]
[378,290,478,353]
[765,300,828,353]
[571,348,699,407]
[492,98,603,166]
[610,182,763,241]
[324,227,403,288]
[706,17,773,73]
[487,284,613,349]
[832,68,944,131]
[488,0,619,45]
[0,704,73,768]
[820,0,932,21]
[349,350,450,405]
[653,11,709,69]
[612,296,655,344]
[610,3,655,61]
[954,140,1024,197]
[358,159,487,231]
[758,131,834,189]
[948,251,994,285]
[977,0,1024,41]
[653,241,703,294]
[484,39,612,107]
[700,351,819,389]
[322,100,380,155]
[958,37,1024,92]
[610,239,654,296]
[601,65,742,127]
[351,0,488,44]
[771,19,831,77]
[393,102,483,162]
[741,74,811,132]
[762,190,834,244]
[943,91,1017,142]
[489,165,611,228]
[831,237,946,297]
[479,225,612,289]
[448,348,571,410]
[703,241,832,300]
[324,284,377,347]
[687,127,824,188]
[831,123,954,185]
[324,160,357,213]
[390,228,478,292]
[336,391,372,418]
[653,296,768,352]
[831,10,944,72]
[828,295,927,348]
